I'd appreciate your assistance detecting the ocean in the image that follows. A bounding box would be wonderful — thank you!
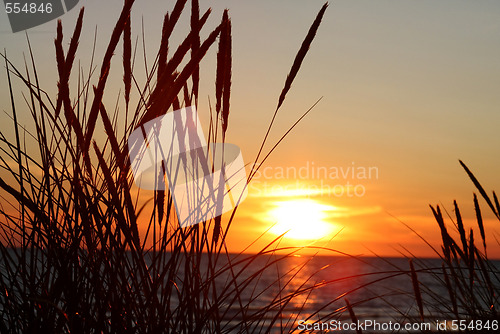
[3,249,499,333]
[199,254,500,333]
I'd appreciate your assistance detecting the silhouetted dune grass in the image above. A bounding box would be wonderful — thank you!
[1,1,499,333]
[0,1,343,332]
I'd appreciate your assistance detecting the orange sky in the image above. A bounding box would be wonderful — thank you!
[1,0,500,258]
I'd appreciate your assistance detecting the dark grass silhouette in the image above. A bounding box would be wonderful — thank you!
[421,162,500,325]
[1,1,499,333]
[354,161,500,334]
[0,1,353,333]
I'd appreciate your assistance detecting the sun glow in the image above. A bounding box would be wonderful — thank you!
[267,199,336,240]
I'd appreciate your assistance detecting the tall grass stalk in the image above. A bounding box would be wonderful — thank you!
[390,161,500,331]
[0,1,356,333]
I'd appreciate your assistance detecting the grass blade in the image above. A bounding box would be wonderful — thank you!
[473,193,487,255]
[409,259,424,321]
[459,160,500,220]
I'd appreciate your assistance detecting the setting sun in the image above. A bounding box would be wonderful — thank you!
[266,199,337,240]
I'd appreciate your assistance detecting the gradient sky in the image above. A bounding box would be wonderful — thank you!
[1,0,500,257]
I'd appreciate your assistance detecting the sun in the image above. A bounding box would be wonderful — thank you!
[267,199,336,240]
